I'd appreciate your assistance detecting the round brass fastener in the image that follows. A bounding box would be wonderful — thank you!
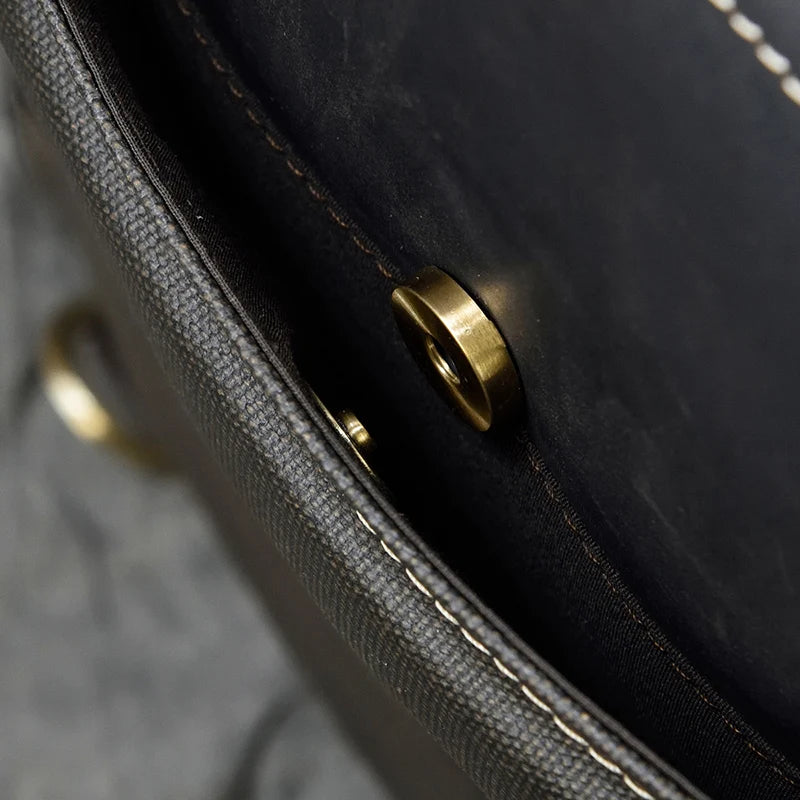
[313,391,378,475]
[334,409,377,469]
[391,267,521,431]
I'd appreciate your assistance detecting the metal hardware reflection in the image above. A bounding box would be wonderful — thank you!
[391,267,521,431]
[39,301,169,471]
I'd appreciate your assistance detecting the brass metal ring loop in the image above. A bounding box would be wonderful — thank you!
[391,267,521,431]
[39,301,169,471]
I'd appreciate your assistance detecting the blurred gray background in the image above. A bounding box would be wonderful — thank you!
[0,55,387,800]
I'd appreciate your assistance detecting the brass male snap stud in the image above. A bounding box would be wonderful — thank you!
[312,391,378,476]
[391,267,521,431]
[333,409,377,469]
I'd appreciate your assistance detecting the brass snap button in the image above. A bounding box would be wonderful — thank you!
[313,392,378,475]
[391,267,521,431]
[334,409,376,467]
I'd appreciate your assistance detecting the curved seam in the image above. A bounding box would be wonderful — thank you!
[44,0,795,791]
[175,0,397,283]
[36,3,673,798]
[705,0,800,106]
[524,445,799,789]
[173,0,798,788]
[354,510,656,800]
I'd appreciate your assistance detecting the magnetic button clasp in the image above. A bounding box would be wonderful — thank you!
[391,267,522,431]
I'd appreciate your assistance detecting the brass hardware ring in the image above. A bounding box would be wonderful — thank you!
[391,267,521,431]
[39,301,169,471]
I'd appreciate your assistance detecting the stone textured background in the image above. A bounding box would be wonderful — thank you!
[0,55,387,800]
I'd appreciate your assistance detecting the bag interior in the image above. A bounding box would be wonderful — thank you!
[67,0,800,797]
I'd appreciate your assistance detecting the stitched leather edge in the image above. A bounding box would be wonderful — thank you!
[175,0,398,284]
[0,0,723,797]
[167,0,800,792]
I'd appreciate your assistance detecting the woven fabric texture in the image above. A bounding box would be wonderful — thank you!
[0,1,708,798]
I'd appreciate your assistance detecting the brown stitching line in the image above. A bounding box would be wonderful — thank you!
[177,0,396,284]
[354,513,657,800]
[351,235,373,254]
[527,447,799,788]
[327,207,349,228]
[285,160,305,178]
[176,0,794,785]
[375,262,394,280]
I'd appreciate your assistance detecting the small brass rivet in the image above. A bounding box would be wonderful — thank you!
[313,392,378,475]
[391,267,521,431]
[335,409,376,465]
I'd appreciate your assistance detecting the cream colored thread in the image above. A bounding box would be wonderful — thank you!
[175,0,796,784]
[435,599,459,626]
[406,568,433,598]
[380,539,402,564]
[356,510,377,534]
[705,0,800,108]
[554,716,590,747]
[729,11,762,43]
[782,76,800,105]
[590,748,623,776]
[494,657,520,682]
[84,0,791,791]
[461,627,492,656]
[525,448,800,788]
[624,775,657,800]
[756,43,791,76]
[354,513,659,798]
[522,684,553,714]
[172,9,784,775]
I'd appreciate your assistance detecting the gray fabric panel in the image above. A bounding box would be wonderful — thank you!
[0,1,704,798]
[0,55,390,800]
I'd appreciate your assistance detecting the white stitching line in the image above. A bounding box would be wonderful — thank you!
[729,11,762,44]
[626,774,660,800]
[354,511,657,800]
[590,747,623,776]
[522,684,554,714]
[435,599,459,626]
[380,539,402,564]
[493,657,520,683]
[554,715,590,747]
[461,627,492,656]
[406,568,433,598]
[704,0,800,107]
[47,0,774,787]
